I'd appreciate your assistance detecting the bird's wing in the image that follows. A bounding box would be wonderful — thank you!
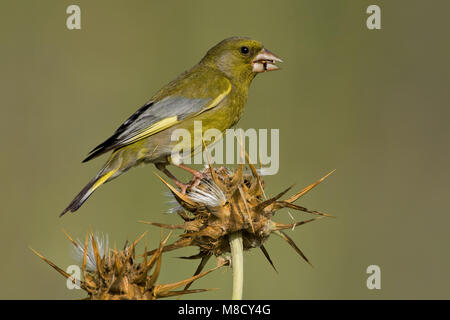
[83,78,231,162]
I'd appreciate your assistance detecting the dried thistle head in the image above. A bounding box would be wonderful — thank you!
[143,161,334,274]
[31,231,224,300]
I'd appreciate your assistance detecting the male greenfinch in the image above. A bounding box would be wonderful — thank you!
[61,37,282,216]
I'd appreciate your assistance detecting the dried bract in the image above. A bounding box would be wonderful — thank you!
[31,231,223,300]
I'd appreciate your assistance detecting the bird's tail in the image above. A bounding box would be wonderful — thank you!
[59,167,119,217]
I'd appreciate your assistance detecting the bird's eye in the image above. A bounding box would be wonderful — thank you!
[240,46,249,55]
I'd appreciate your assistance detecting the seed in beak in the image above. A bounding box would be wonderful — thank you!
[252,48,282,73]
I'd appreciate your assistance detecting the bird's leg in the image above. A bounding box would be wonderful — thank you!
[173,163,209,189]
[155,163,188,194]
[174,163,206,180]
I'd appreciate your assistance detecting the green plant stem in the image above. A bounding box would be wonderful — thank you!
[229,231,244,300]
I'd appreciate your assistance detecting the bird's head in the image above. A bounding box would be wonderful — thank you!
[201,37,283,82]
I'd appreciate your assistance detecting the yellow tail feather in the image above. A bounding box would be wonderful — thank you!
[90,169,118,193]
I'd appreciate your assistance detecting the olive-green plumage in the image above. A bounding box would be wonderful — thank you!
[61,37,282,216]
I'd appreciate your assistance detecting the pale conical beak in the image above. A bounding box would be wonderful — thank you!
[252,48,283,73]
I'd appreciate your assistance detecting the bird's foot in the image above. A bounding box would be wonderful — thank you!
[175,163,207,180]
[156,163,208,194]
[174,181,189,195]
[156,163,189,194]
[177,175,204,194]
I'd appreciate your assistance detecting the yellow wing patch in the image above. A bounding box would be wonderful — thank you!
[121,116,178,145]
[119,79,231,146]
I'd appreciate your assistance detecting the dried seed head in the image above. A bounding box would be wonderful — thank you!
[31,231,224,300]
[72,232,109,272]
[187,179,226,207]
[144,163,334,271]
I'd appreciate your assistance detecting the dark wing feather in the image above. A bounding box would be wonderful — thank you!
[83,101,154,162]
[82,97,210,162]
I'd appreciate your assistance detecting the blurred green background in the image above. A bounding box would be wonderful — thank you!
[1,0,449,299]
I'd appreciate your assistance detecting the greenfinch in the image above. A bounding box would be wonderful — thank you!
[61,37,282,216]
